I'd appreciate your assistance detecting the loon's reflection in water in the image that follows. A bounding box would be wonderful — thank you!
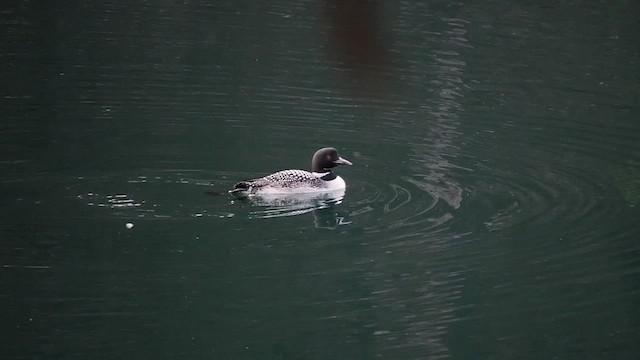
[239,188,352,228]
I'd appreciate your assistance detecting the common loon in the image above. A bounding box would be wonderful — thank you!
[230,147,353,196]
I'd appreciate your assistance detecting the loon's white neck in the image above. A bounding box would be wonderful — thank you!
[312,171,339,181]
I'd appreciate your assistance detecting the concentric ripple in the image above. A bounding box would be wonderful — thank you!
[461,115,639,242]
[344,176,462,239]
[471,162,610,234]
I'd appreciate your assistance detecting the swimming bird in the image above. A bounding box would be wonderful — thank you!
[230,147,353,196]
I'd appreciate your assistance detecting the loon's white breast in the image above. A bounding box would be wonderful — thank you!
[313,172,346,191]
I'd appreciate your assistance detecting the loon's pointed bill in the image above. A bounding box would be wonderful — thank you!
[334,157,353,166]
[230,147,353,196]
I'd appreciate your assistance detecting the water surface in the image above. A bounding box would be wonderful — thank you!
[2,1,639,359]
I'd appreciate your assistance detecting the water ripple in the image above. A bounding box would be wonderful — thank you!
[345,178,457,238]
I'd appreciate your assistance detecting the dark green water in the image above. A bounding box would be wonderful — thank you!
[2,1,639,358]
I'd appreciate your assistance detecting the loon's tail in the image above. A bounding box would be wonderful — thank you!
[204,181,250,197]
[228,181,251,197]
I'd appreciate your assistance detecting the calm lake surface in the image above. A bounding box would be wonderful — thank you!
[2,1,639,358]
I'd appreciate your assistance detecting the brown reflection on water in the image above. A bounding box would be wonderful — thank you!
[321,0,396,99]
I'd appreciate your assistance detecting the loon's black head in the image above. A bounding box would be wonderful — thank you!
[311,147,353,172]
